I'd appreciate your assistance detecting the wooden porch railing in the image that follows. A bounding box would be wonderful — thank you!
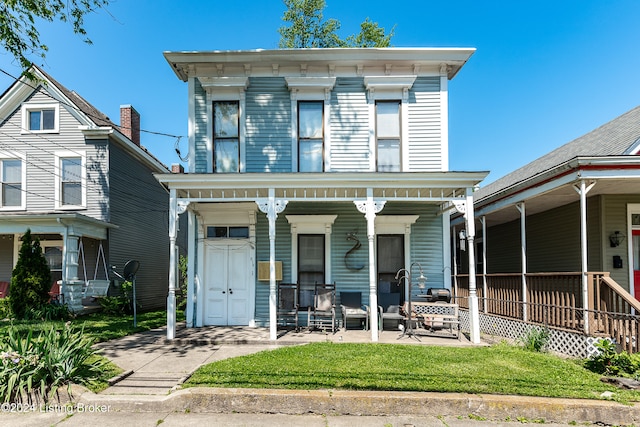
[453,272,640,353]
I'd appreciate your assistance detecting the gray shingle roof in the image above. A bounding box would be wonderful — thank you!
[475,105,640,201]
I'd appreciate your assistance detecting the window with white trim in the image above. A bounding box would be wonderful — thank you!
[55,152,85,209]
[0,158,24,209]
[376,100,401,172]
[213,101,240,173]
[21,103,59,133]
[298,101,324,172]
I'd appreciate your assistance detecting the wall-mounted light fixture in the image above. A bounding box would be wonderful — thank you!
[609,231,626,248]
[458,229,467,251]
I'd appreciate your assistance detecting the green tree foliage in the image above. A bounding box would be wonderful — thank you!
[9,230,52,319]
[0,0,109,78]
[278,0,394,48]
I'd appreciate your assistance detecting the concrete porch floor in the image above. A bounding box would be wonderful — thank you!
[166,323,479,347]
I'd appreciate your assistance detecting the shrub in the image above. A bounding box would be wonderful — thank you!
[23,302,71,322]
[0,298,12,320]
[0,323,105,404]
[97,280,137,315]
[9,230,52,319]
[519,327,550,352]
[585,339,640,377]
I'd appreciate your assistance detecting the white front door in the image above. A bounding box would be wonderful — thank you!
[204,241,251,326]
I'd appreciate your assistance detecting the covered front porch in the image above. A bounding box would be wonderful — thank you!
[156,171,488,344]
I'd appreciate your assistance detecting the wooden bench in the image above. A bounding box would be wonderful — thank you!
[403,301,460,338]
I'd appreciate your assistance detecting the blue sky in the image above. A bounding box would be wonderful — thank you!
[1,0,639,185]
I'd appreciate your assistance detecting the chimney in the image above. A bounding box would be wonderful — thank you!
[120,104,140,146]
[171,164,184,173]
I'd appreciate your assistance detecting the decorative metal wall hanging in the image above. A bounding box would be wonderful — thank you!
[345,231,364,270]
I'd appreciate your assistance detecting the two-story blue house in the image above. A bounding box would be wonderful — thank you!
[158,48,488,342]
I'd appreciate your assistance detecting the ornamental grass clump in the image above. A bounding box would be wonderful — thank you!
[0,323,105,404]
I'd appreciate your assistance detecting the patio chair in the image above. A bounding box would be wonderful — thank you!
[339,291,369,330]
[378,292,404,331]
[0,281,9,299]
[277,283,299,331]
[308,283,336,333]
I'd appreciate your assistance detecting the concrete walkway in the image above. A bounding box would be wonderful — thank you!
[10,324,635,426]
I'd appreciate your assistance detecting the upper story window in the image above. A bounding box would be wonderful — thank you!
[213,101,240,173]
[21,103,59,133]
[376,101,401,172]
[298,101,324,172]
[0,158,24,209]
[55,152,85,209]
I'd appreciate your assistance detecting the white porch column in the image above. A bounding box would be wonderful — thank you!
[480,216,488,313]
[257,189,288,341]
[355,189,385,342]
[465,188,480,344]
[516,202,527,322]
[186,210,196,328]
[61,230,83,313]
[574,180,595,334]
[167,190,189,340]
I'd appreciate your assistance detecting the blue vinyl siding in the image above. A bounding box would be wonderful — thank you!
[408,77,442,171]
[193,78,208,173]
[330,78,370,171]
[245,77,292,172]
[252,202,444,326]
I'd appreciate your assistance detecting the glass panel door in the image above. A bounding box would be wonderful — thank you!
[377,235,405,302]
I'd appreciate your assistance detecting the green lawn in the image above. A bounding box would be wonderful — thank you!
[185,342,640,402]
[0,309,180,343]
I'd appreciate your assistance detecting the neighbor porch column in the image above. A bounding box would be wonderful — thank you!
[480,216,488,313]
[355,189,385,342]
[574,180,595,334]
[257,189,288,341]
[465,188,480,344]
[516,202,527,322]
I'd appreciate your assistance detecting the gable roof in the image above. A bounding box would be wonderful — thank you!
[0,66,168,173]
[475,105,640,202]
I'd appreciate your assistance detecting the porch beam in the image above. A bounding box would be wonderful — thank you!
[354,189,385,342]
[257,189,288,341]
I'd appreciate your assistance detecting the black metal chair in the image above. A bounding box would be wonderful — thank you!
[308,283,336,333]
[277,283,299,331]
[378,292,404,331]
[340,291,369,330]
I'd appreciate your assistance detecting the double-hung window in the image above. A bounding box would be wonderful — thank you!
[376,101,401,172]
[213,101,240,173]
[55,152,85,209]
[21,103,59,133]
[0,158,23,209]
[298,101,324,172]
[61,157,82,206]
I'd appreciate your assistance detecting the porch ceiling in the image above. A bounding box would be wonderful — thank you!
[155,171,489,203]
[472,163,640,227]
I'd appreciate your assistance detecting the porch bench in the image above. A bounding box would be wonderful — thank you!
[83,280,111,299]
[403,301,460,339]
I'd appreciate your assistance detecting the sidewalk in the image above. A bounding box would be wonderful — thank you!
[33,325,640,425]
